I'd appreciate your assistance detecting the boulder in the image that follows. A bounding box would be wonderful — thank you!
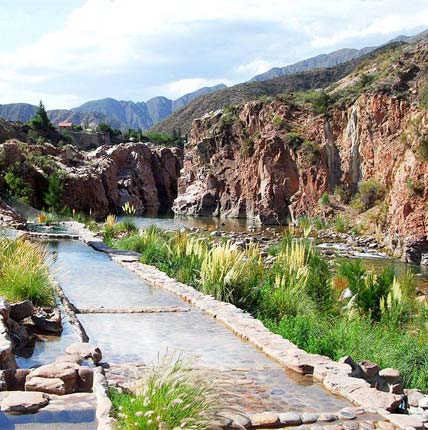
[29,362,77,394]
[1,391,49,414]
[76,367,94,392]
[0,298,10,321]
[379,368,402,385]
[359,361,380,379]
[406,389,425,408]
[32,308,62,334]
[25,376,66,395]
[66,343,102,365]
[0,320,17,371]
[10,300,34,321]
[0,368,31,391]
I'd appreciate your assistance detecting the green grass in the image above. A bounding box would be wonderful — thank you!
[0,238,54,306]
[109,354,223,430]
[107,226,428,390]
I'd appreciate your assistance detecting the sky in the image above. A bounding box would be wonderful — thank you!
[0,0,427,109]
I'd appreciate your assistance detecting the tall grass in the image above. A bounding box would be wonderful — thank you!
[108,227,428,390]
[110,354,223,430]
[0,238,54,306]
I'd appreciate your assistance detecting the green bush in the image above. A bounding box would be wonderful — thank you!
[284,132,304,150]
[0,238,54,306]
[295,90,331,114]
[319,192,329,206]
[110,354,223,430]
[351,179,386,212]
[44,172,64,211]
[4,164,33,204]
[272,114,284,127]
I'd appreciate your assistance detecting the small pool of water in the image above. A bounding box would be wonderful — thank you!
[16,304,79,368]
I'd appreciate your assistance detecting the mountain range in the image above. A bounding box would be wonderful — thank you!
[0,29,427,133]
[0,84,226,132]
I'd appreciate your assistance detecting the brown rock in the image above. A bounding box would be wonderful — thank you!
[359,361,380,379]
[30,362,77,394]
[10,301,34,321]
[377,421,395,430]
[0,297,11,322]
[1,391,49,414]
[379,368,402,385]
[76,367,94,392]
[65,343,102,365]
[25,376,66,395]
[32,308,62,334]
[1,368,31,390]
[250,412,280,428]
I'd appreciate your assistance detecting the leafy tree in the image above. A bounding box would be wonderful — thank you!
[28,101,54,135]
[43,172,64,211]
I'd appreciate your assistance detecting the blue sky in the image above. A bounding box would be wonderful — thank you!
[0,0,427,109]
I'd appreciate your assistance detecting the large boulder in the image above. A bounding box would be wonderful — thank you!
[10,300,34,322]
[29,362,78,394]
[0,298,11,322]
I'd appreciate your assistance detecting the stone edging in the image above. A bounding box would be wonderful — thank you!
[93,366,115,430]
[66,222,418,429]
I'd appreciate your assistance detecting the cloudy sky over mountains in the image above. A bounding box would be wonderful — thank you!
[1,0,427,108]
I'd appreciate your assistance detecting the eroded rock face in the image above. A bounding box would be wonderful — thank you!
[0,141,183,219]
[174,42,428,262]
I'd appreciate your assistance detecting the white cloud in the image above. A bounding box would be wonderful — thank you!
[0,0,427,108]
[160,78,231,99]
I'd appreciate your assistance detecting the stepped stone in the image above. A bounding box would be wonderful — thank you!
[302,413,319,424]
[1,391,49,414]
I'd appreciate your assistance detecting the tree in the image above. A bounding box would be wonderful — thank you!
[28,100,54,135]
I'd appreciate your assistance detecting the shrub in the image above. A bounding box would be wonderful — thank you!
[241,138,255,157]
[418,81,428,108]
[351,179,386,212]
[0,238,54,306]
[295,90,331,114]
[44,172,64,211]
[332,215,350,233]
[336,260,394,321]
[406,178,425,196]
[334,185,349,203]
[110,354,223,430]
[4,165,33,204]
[301,140,320,164]
[272,114,284,127]
[284,132,304,150]
[199,241,263,307]
[319,192,329,206]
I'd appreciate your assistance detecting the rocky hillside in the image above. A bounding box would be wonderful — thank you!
[0,141,182,218]
[174,41,428,263]
[0,84,226,132]
[151,43,405,135]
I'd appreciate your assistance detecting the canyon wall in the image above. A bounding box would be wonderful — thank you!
[173,42,428,262]
[0,141,182,219]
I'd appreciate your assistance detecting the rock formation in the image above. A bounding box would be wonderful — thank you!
[174,41,428,263]
[0,141,182,219]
